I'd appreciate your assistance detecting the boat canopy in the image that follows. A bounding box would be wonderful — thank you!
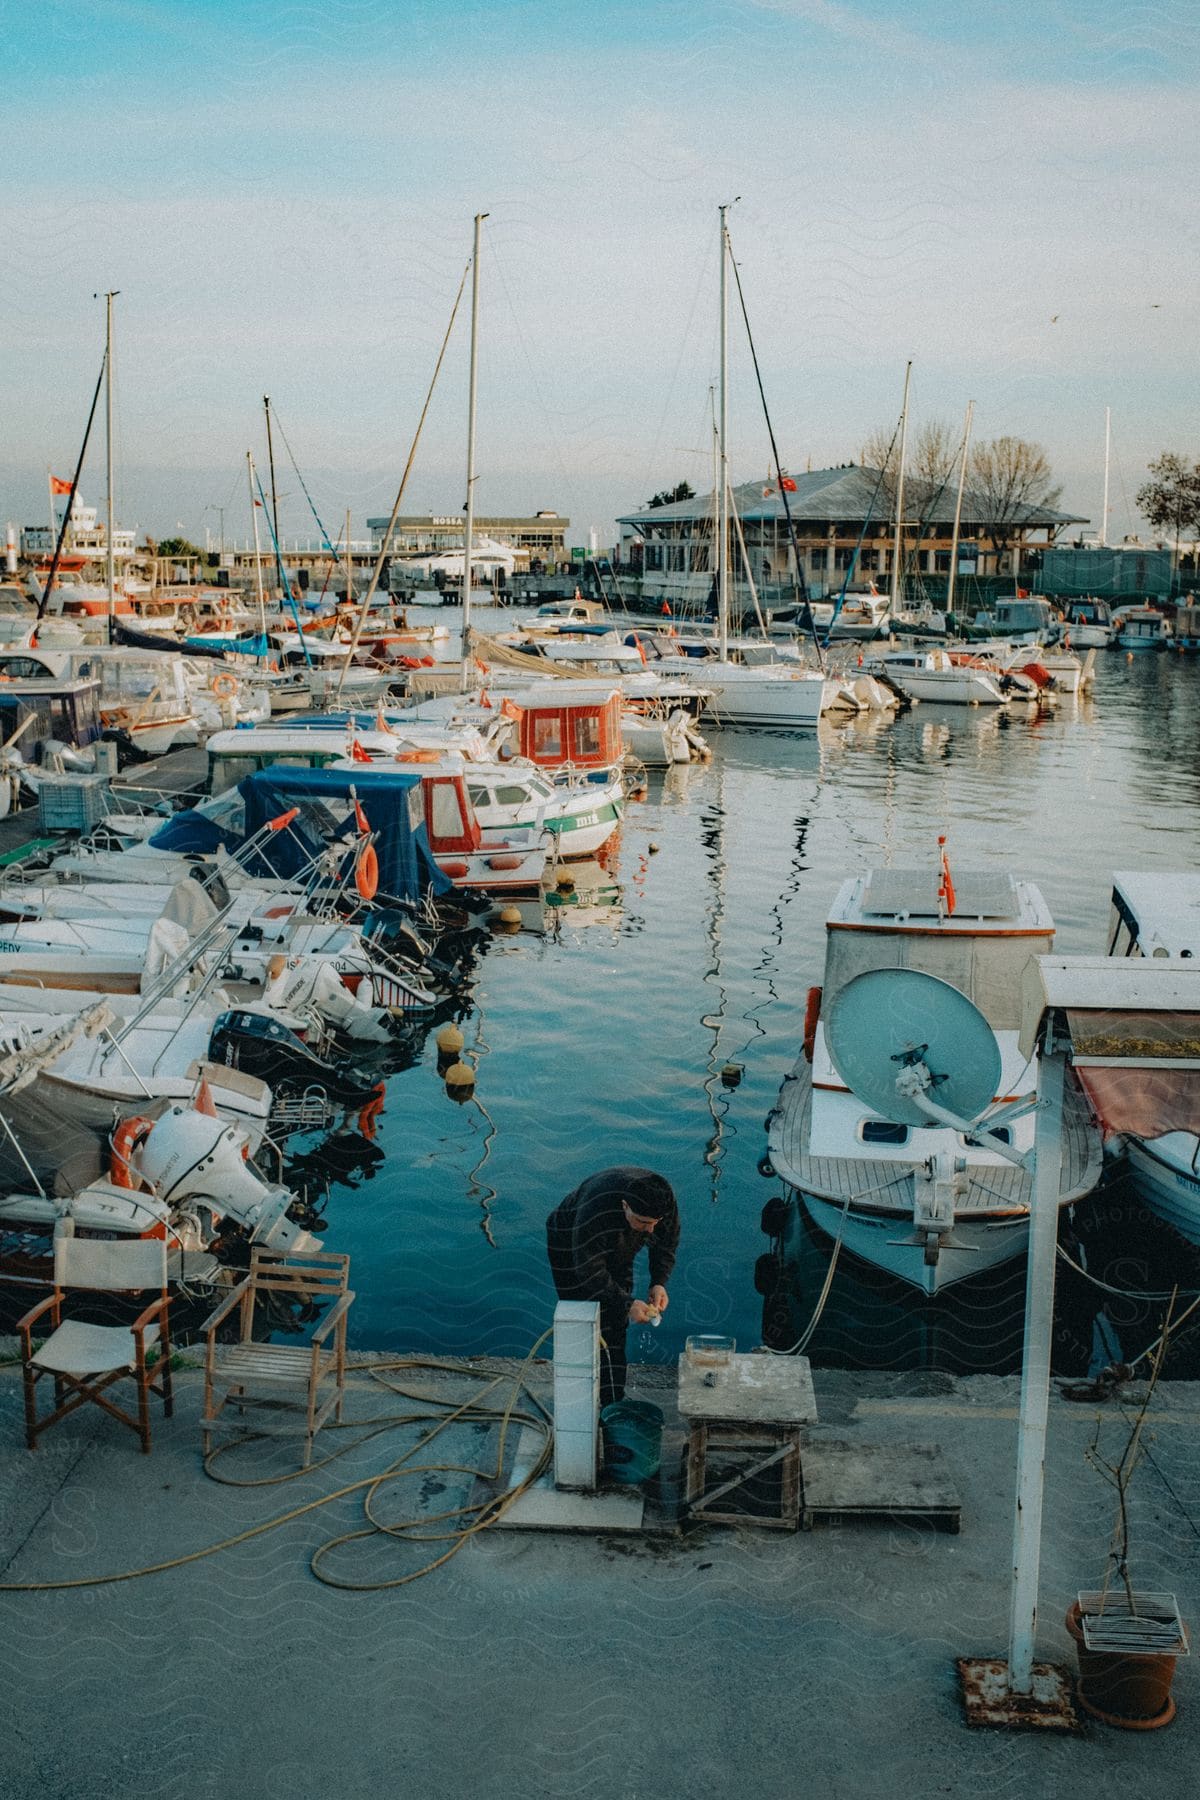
[238,765,450,902]
[1019,955,1200,1139]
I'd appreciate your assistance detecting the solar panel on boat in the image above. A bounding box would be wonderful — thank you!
[861,869,1018,920]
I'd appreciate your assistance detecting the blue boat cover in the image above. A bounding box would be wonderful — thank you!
[148,811,243,855]
[238,764,451,904]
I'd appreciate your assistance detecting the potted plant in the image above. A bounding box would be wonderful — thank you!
[1067,1295,1190,1729]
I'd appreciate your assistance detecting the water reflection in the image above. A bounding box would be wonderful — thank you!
[281,650,1200,1375]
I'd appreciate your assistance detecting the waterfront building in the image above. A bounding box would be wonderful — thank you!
[616,465,1082,601]
[21,494,137,566]
[366,510,570,568]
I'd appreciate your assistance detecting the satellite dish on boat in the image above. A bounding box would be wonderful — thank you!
[824,968,1001,1130]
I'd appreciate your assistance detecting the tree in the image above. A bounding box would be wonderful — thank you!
[646,480,695,509]
[154,536,203,559]
[1136,454,1200,567]
[966,437,1062,565]
[860,419,960,499]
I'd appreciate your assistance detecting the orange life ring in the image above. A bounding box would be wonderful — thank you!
[802,986,822,1062]
[111,1115,154,1189]
[358,1082,386,1141]
[210,671,238,699]
[396,748,441,763]
[355,842,379,902]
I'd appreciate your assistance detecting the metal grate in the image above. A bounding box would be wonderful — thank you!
[1077,1591,1190,1656]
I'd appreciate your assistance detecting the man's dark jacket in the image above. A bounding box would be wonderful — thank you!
[545,1166,679,1315]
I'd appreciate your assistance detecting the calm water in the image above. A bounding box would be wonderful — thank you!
[295,618,1200,1378]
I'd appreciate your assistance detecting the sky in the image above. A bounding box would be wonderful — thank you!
[1,0,1195,551]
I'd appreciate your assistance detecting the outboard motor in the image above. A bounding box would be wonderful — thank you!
[208,1009,386,1111]
[134,1105,319,1252]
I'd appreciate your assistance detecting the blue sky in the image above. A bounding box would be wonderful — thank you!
[2,0,1195,548]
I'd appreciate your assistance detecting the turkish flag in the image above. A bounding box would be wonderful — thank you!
[349,737,372,763]
[780,477,798,492]
[50,475,72,495]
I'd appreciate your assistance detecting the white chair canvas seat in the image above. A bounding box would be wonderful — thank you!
[33,1319,162,1377]
[19,1235,173,1453]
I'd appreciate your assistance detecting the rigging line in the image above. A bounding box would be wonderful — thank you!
[269,404,340,561]
[1054,1240,1200,1304]
[37,351,108,619]
[725,241,823,671]
[253,470,311,662]
[823,432,898,640]
[336,259,470,702]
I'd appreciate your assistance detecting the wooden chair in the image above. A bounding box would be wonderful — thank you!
[19,1237,173,1454]
[201,1247,353,1467]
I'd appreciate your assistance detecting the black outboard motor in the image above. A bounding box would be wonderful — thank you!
[208,1011,385,1112]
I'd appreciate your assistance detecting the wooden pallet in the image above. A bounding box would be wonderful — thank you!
[799,1436,961,1532]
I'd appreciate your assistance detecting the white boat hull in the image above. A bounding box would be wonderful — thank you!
[1125,1135,1200,1244]
[802,1190,1031,1295]
[698,669,829,727]
[885,668,1007,705]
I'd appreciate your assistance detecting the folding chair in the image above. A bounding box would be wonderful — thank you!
[19,1237,173,1453]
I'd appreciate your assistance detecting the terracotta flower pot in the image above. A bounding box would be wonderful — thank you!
[1065,1601,1182,1729]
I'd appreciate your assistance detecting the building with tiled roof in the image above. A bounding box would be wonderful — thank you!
[616,465,1084,598]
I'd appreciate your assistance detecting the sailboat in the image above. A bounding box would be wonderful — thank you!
[652,209,836,728]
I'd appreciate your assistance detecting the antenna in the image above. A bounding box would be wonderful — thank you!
[824,968,1002,1134]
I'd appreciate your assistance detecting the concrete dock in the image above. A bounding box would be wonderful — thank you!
[2,1358,1197,1799]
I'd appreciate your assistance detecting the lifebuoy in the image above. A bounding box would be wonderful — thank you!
[111,1115,154,1189]
[355,842,379,901]
[210,671,238,699]
[802,985,822,1062]
[358,1082,386,1141]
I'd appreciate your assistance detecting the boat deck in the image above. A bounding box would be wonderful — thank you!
[767,1055,1102,1215]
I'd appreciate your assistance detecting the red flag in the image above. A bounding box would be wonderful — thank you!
[50,475,72,496]
[195,1079,218,1118]
[937,835,956,917]
[349,738,372,763]
[500,697,522,721]
[780,476,797,492]
[353,796,370,835]
[762,486,776,498]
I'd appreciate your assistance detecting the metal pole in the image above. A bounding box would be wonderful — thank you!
[718,205,730,661]
[889,360,912,615]
[104,291,118,639]
[1101,406,1111,549]
[1006,1043,1066,1693]
[247,451,267,648]
[264,395,281,600]
[344,506,353,610]
[944,399,974,620]
[460,210,488,690]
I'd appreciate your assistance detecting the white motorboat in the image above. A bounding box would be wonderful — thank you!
[1116,607,1171,650]
[1060,600,1115,649]
[767,860,1103,1293]
[0,1095,320,1289]
[867,647,1009,705]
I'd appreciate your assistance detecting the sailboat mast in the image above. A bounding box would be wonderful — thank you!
[944,399,974,621]
[263,395,281,599]
[103,290,118,635]
[247,451,267,644]
[889,359,912,615]
[344,506,353,607]
[1101,406,1111,548]
[718,205,730,661]
[460,210,488,690]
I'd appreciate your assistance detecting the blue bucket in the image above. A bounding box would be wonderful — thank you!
[600,1400,664,1485]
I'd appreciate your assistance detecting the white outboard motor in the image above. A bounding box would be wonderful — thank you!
[134,1105,318,1252]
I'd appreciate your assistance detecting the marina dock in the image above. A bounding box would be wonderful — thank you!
[2,1357,1197,1797]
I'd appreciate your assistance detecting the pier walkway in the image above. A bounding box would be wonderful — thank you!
[2,1359,1197,1798]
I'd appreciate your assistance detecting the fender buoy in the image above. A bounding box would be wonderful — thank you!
[802,985,822,1062]
[487,853,523,870]
[210,671,238,699]
[111,1115,154,1189]
[354,842,379,901]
